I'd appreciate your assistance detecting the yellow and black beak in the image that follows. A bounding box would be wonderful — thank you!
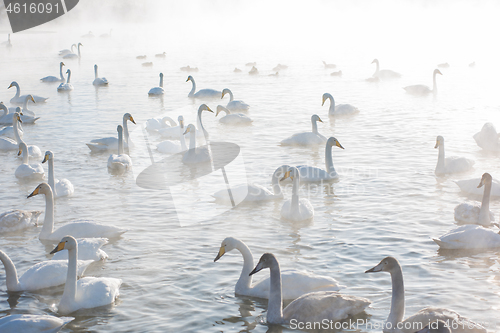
[280,170,291,182]
[478,178,485,188]
[30,96,35,103]
[318,117,323,123]
[183,127,191,135]
[214,246,226,262]
[434,140,439,149]
[27,186,41,198]
[50,241,66,254]
[206,106,214,113]
[336,140,344,149]
[186,77,190,82]
[130,116,136,125]
[17,146,22,156]
[42,154,49,164]
[16,114,22,123]
[8,83,13,89]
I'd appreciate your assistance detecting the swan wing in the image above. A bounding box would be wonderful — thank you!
[52,238,109,261]
[444,157,474,174]
[281,132,326,146]
[45,220,127,240]
[433,225,500,250]
[0,314,73,333]
[74,277,122,310]
[19,260,93,291]
[0,209,42,233]
[454,178,500,197]
[400,307,486,333]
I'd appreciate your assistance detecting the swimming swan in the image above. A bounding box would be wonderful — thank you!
[41,62,65,82]
[473,123,500,152]
[214,237,341,300]
[454,177,500,197]
[87,113,136,152]
[404,69,442,96]
[182,124,211,164]
[434,136,474,176]
[0,209,42,233]
[15,142,44,180]
[27,183,127,240]
[148,73,164,96]
[8,81,48,104]
[0,314,73,333]
[433,224,500,250]
[12,111,42,158]
[59,44,76,56]
[280,167,314,222]
[322,93,359,117]
[371,59,401,80]
[158,115,186,140]
[62,42,82,59]
[57,69,74,91]
[146,116,176,132]
[280,115,326,146]
[221,88,250,112]
[42,151,74,198]
[93,64,109,86]
[365,256,486,333]
[51,238,109,261]
[156,117,187,154]
[454,173,494,226]
[107,125,132,174]
[186,75,221,99]
[216,105,252,125]
[296,137,344,182]
[250,253,370,324]
[50,236,121,315]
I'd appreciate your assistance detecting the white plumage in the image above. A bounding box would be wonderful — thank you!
[0,209,42,233]
[280,114,326,146]
[0,314,73,333]
[215,105,252,125]
[107,125,132,174]
[186,75,221,99]
[322,93,359,117]
[434,136,474,176]
[15,142,44,180]
[433,225,500,250]
[281,167,314,222]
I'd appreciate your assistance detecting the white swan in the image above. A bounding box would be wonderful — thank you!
[221,88,250,112]
[59,44,76,56]
[93,64,109,86]
[0,250,92,291]
[0,209,42,233]
[195,104,214,142]
[322,93,359,117]
[146,115,176,132]
[0,122,23,140]
[50,236,122,315]
[281,166,314,222]
[435,136,474,176]
[12,111,42,158]
[27,183,128,240]
[158,115,186,140]
[365,256,486,333]
[216,105,252,125]
[404,69,442,96]
[0,133,17,151]
[280,114,326,146]
[249,253,370,324]
[3,100,39,124]
[323,61,336,69]
[8,81,48,104]
[371,59,401,79]
[42,151,74,198]
[454,177,500,197]
[0,314,73,333]
[57,69,74,91]
[41,62,65,82]
[454,173,494,226]
[186,75,221,99]
[52,238,109,261]
[156,117,187,154]
[62,42,82,59]
[148,73,164,96]
[87,113,136,152]
[473,122,500,152]
[213,165,291,204]
[107,125,132,174]
[296,137,344,182]
[249,66,258,75]
[182,124,211,164]
[214,237,341,300]
[15,142,44,180]
[433,224,500,250]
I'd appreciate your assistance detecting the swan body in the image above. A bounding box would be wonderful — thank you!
[404,69,442,96]
[371,59,401,79]
[249,253,370,324]
[296,137,344,182]
[0,209,42,233]
[41,62,65,82]
[57,69,74,91]
[213,165,290,204]
[0,250,92,291]
[8,81,48,104]
[62,42,82,59]
[12,111,42,158]
[2,101,39,124]
[146,116,176,132]
[186,75,221,99]
[52,238,109,261]
[0,136,17,150]
[473,122,500,151]
[281,167,314,222]
[434,136,474,176]
[365,257,485,333]
[221,88,250,112]
[0,314,73,333]
[156,116,187,154]
[93,64,109,86]
[27,183,127,240]
[280,114,326,146]
[15,142,44,180]
[323,61,336,69]
[158,115,185,139]
[59,44,76,56]
[148,73,164,96]
[322,93,359,117]
[433,224,500,250]
[42,151,74,198]
[216,105,252,125]
[454,177,500,197]
[214,238,341,300]
[180,65,198,72]
[0,123,23,139]
[108,125,132,174]
[87,113,136,152]
[249,66,258,75]
[182,124,211,164]
[50,236,121,315]
[454,173,494,226]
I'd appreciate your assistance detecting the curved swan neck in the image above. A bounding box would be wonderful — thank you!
[0,250,21,291]
[0,104,7,117]
[180,123,187,151]
[325,142,335,175]
[267,256,284,324]
[197,109,209,140]
[234,240,255,292]
[291,172,300,209]
[39,188,55,238]
[325,94,335,115]
[77,44,81,57]
[60,63,64,80]
[311,118,318,134]
[21,143,29,164]
[13,83,20,98]
[123,117,130,144]
[479,181,492,224]
[225,89,234,101]
[94,65,98,79]
[22,96,30,110]
[436,144,445,171]
[388,264,405,327]
[62,246,78,305]
[373,59,380,75]
[188,78,196,97]
[66,71,71,84]
[13,115,22,144]
[432,72,438,93]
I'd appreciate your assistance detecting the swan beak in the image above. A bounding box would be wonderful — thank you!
[183,127,191,135]
[365,263,383,273]
[27,186,40,198]
[478,179,485,188]
[249,262,264,276]
[321,98,326,106]
[318,117,323,123]
[62,62,65,66]
[206,107,214,113]
[280,170,291,182]
[215,109,221,117]
[434,141,439,149]
[17,115,22,123]
[17,147,22,156]
[8,83,12,89]
[130,116,136,124]
[214,246,225,262]
[42,154,49,164]
[30,96,35,103]
[336,141,344,149]
[186,77,190,82]
[50,241,66,254]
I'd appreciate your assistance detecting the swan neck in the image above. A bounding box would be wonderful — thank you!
[180,125,187,151]
[432,72,438,92]
[21,144,29,164]
[197,110,209,140]
[159,75,164,88]
[48,158,55,193]
[189,78,196,97]
[66,71,71,84]
[325,142,335,174]
[228,90,234,102]
[291,174,299,209]
[62,247,78,305]
[60,64,64,80]
[388,266,405,327]
[267,258,284,324]
[328,96,335,115]
[13,116,22,144]
[235,241,255,292]
[94,66,98,79]
[123,118,130,144]
[77,44,81,57]
[374,60,380,75]
[436,145,445,171]
[40,188,55,238]
[0,250,21,291]
[311,118,318,134]
[118,129,124,155]
[14,83,20,98]
[479,181,492,224]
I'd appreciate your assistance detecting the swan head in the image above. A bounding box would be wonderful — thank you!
[42,151,54,164]
[311,114,323,123]
[322,93,333,106]
[60,62,65,67]
[14,112,22,123]
[124,113,136,124]
[183,124,196,135]
[66,69,71,75]
[8,81,18,89]
[78,42,83,47]
[159,73,164,79]
[281,166,299,182]
[216,105,229,116]
[249,253,278,276]
[186,75,193,82]
[50,235,78,254]
[371,59,379,64]
[365,256,400,274]
[434,69,443,76]
[327,137,344,149]
[198,104,213,114]
[27,183,51,198]
[434,135,444,148]
[94,64,98,70]
[221,88,231,99]
[478,173,492,188]
[178,115,184,128]
[17,142,27,157]
[214,237,240,262]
